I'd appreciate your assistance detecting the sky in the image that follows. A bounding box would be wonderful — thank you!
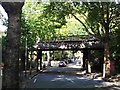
[0,5,8,32]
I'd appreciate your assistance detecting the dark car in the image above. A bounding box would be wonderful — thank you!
[58,61,66,67]
[63,59,68,64]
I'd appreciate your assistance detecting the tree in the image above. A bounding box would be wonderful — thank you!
[110,5,120,73]
[2,2,24,89]
[21,1,119,78]
[42,1,119,77]
[76,2,119,78]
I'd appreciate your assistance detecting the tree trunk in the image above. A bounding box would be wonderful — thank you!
[88,61,91,73]
[102,3,111,78]
[103,41,111,78]
[20,50,25,71]
[87,50,91,73]
[2,2,24,89]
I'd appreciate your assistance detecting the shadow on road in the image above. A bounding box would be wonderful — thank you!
[21,66,120,89]
[25,73,112,89]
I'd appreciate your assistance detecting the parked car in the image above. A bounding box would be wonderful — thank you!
[63,59,69,64]
[76,61,81,66]
[58,61,66,67]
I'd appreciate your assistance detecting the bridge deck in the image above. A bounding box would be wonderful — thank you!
[30,40,104,51]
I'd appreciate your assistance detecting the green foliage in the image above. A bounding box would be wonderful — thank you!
[21,1,55,50]
[21,1,120,60]
[53,51,73,61]
[58,16,88,37]
[111,26,120,58]
[21,1,89,51]
[42,2,88,39]
[53,51,61,61]
[71,2,119,41]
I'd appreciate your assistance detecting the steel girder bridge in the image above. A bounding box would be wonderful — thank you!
[24,38,104,74]
[36,39,103,51]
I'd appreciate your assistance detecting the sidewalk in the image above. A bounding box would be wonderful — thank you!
[0,67,2,90]
[19,70,39,88]
[0,75,2,90]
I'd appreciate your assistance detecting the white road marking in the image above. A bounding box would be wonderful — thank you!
[33,79,37,83]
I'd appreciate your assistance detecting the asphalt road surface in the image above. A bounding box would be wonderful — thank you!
[25,63,120,89]
[25,73,118,89]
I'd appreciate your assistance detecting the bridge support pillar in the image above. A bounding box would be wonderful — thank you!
[83,49,88,70]
[37,50,42,72]
[83,49,91,73]
[87,50,91,73]
[47,51,50,65]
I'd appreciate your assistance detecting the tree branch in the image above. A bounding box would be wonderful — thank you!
[71,13,92,35]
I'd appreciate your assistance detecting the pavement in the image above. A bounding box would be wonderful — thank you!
[25,73,102,88]
[0,75,1,90]
[24,63,120,89]
[25,73,120,89]
[0,68,2,90]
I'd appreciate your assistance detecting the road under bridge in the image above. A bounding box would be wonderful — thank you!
[24,39,104,74]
